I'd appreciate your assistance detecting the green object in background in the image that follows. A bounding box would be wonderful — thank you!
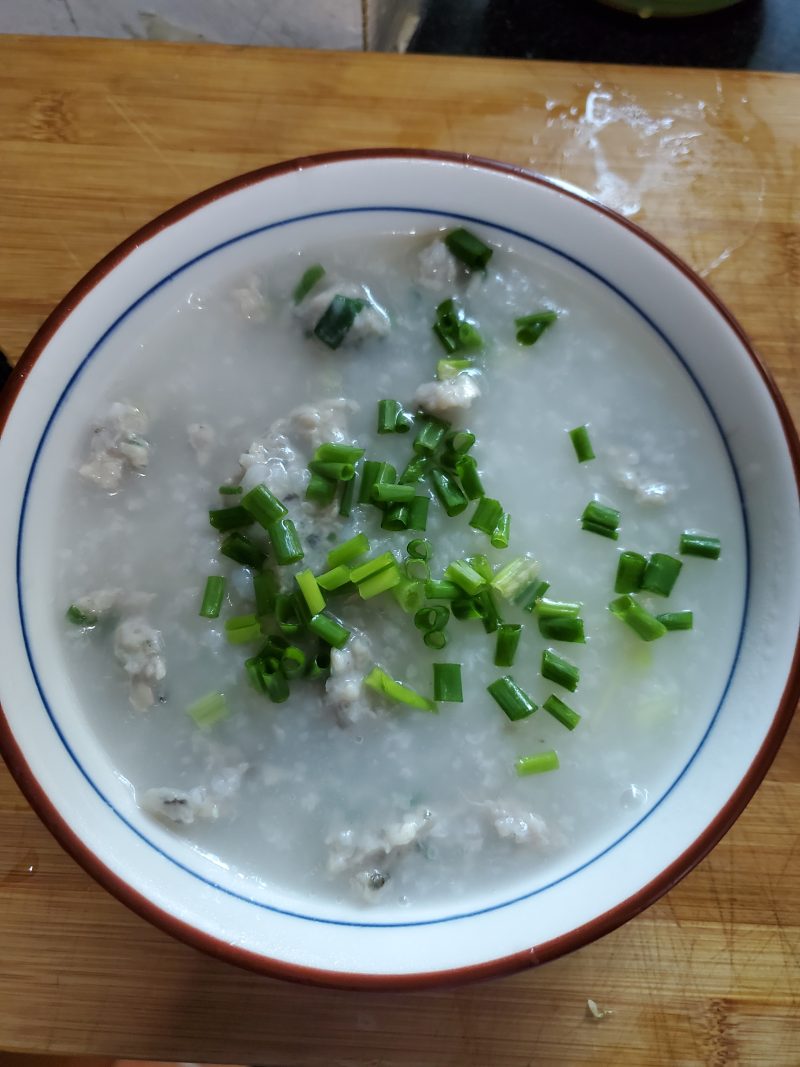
[596,0,743,15]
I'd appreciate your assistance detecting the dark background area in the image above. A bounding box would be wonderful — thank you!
[410,0,800,72]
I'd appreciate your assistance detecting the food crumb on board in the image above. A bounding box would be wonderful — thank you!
[587,998,614,1020]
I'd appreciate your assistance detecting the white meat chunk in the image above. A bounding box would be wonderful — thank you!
[327,808,434,901]
[325,634,374,726]
[416,238,459,293]
[488,803,549,847]
[187,422,216,466]
[414,373,481,417]
[298,283,391,344]
[79,402,150,491]
[230,273,268,322]
[140,786,218,825]
[113,616,166,711]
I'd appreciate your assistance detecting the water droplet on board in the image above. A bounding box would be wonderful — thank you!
[0,850,39,887]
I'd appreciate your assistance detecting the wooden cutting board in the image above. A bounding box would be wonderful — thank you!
[0,35,798,1066]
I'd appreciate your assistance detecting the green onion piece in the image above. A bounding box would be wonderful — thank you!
[475,588,502,634]
[248,658,289,703]
[408,494,430,531]
[491,555,540,600]
[541,648,580,692]
[404,558,430,582]
[495,623,522,667]
[538,616,586,643]
[186,691,230,729]
[372,482,415,504]
[280,645,307,678]
[543,694,582,731]
[432,297,483,354]
[445,559,487,596]
[314,442,365,464]
[399,455,430,485]
[350,551,397,585]
[657,610,694,631]
[445,227,493,270]
[358,564,402,600]
[275,593,302,637]
[338,472,357,518]
[293,262,325,303]
[641,553,683,597]
[66,604,97,626]
[327,532,370,568]
[295,569,325,616]
[491,513,511,550]
[377,399,411,434]
[414,415,450,454]
[264,670,290,704]
[316,564,351,591]
[208,505,254,532]
[615,551,647,595]
[218,484,243,495]
[364,666,437,713]
[433,663,463,702]
[487,676,537,721]
[309,611,350,649]
[220,532,267,569]
[305,646,332,680]
[313,294,364,349]
[308,460,356,482]
[199,576,225,619]
[465,555,493,582]
[535,597,581,619]
[679,532,722,559]
[469,496,504,536]
[455,455,484,500]
[437,358,473,380]
[305,472,337,506]
[425,579,460,600]
[516,751,560,776]
[452,597,482,621]
[515,309,558,346]
[430,469,468,517]
[369,462,397,501]
[267,517,304,566]
[381,504,410,531]
[257,633,290,659]
[515,579,550,612]
[445,429,476,455]
[407,538,432,560]
[609,595,667,642]
[253,571,278,616]
[568,425,595,463]
[582,520,620,540]
[424,629,448,649]
[224,614,261,644]
[414,605,450,632]
[457,321,484,349]
[392,577,426,614]
[240,483,288,528]
[581,499,621,532]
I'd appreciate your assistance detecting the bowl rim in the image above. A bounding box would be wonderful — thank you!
[1,147,798,990]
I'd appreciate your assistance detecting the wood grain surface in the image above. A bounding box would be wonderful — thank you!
[1,35,798,1066]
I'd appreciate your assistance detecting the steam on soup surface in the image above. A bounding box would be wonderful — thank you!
[56,225,744,909]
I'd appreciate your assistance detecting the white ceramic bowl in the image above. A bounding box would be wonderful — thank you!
[1,150,798,988]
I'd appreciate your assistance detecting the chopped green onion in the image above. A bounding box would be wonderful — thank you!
[494,623,522,667]
[432,297,483,354]
[381,504,410,531]
[408,494,430,531]
[491,555,539,599]
[582,520,619,540]
[430,469,468,517]
[445,559,487,596]
[491,513,511,550]
[266,517,303,565]
[350,551,397,585]
[313,294,364,349]
[541,648,579,692]
[66,604,97,626]
[338,473,357,518]
[280,645,307,678]
[452,597,483,621]
[445,227,493,270]
[466,554,493,582]
[516,751,559,776]
[305,646,331,680]
[275,593,302,637]
[208,505,254,532]
[293,262,325,303]
[433,663,463,703]
[369,462,397,502]
[445,429,476,456]
[316,564,351,591]
[475,588,502,634]
[404,557,430,582]
[543,694,581,731]
[515,309,558,346]
[295,569,325,616]
[515,579,550,612]
[487,676,537,721]
[414,605,450,632]
[680,532,722,559]
[641,553,683,597]
[392,577,427,614]
[308,460,356,482]
[455,455,484,500]
[437,358,473,380]
[364,666,437,712]
[535,597,581,618]
[568,425,595,463]
[240,483,289,529]
[253,571,278,616]
[425,579,460,600]
[377,399,411,434]
[657,610,694,631]
[199,576,225,619]
[399,455,430,484]
[327,532,370,568]
[220,532,267,569]
[218,484,243,496]
[469,496,504,535]
[414,415,449,454]
[407,538,432,560]
[615,551,647,595]
[581,499,621,535]
[224,614,261,644]
[308,611,350,649]
[372,482,415,504]
[538,616,586,643]
[358,563,402,600]
[305,471,337,506]
[315,442,365,464]
[186,691,230,729]
[609,595,667,642]
[424,629,448,649]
